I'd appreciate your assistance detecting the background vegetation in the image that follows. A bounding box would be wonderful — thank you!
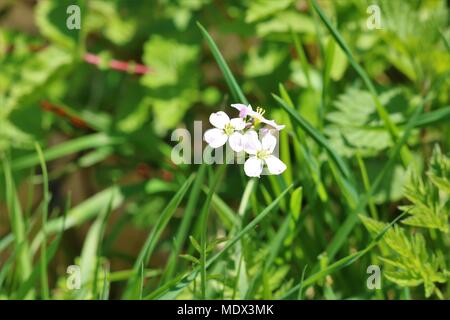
[0,0,449,299]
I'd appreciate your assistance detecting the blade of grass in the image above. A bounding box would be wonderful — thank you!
[9,133,123,171]
[291,30,312,89]
[124,174,195,298]
[278,84,328,202]
[200,165,226,298]
[203,186,240,229]
[0,234,14,254]
[160,164,207,283]
[245,212,292,298]
[282,211,407,299]
[297,265,308,300]
[197,22,248,104]
[30,183,142,253]
[151,184,294,299]
[355,152,378,220]
[2,155,32,290]
[77,191,115,299]
[35,142,49,300]
[0,242,25,292]
[92,193,115,298]
[439,29,450,52]
[326,103,423,260]
[273,93,351,180]
[232,178,257,299]
[310,0,412,166]
[14,199,69,300]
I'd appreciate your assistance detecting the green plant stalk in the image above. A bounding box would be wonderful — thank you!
[161,163,207,284]
[320,38,335,131]
[355,152,379,220]
[291,31,312,89]
[200,165,226,298]
[35,143,49,300]
[124,174,195,298]
[92,192,115,298]
[232,178,256,298]
[2,156,33,292]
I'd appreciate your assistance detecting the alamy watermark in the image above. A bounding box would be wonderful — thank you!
[66,264,81,290]
[366,265,381,289]
[66,5,81,30]
[366,4,382,30]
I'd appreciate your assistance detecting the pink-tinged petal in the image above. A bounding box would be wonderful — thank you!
[261,133,277,153]
[229,132,244,152]
[265,155,286,175]
[243,130,261,155]
[231,104,253,118]
[244,157,263,177]
[230,118,246,131]
[209,111,230,129]
[204,128,227,148]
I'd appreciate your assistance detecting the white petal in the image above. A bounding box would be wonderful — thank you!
[228,132,244,152]
[204,128,227,148]
[231,104,253,118]
[243,130,261,155]
[244,157,263,177]
[261,133,277,153]
[209,111,230,129]
[265,155,286,175]
[262,119,285,131]
[230,118,246,131]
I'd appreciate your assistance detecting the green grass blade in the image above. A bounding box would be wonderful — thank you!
[77,192,115,299]
[200,165,226,298]
[124,174,195,298]
[282,212,407,299]
[152,184,294,299]
[325,103,423,260]
[310,0,412,166]
[273,93,351,179]
[30,183,138,252]
[10,133,123,171]
[2,155,32,289]
[197,22,248,104]
[34,142,50,300]
[160,164,207,283]
[291,30,312,89]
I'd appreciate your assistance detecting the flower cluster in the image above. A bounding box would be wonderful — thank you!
[204,103,287,177]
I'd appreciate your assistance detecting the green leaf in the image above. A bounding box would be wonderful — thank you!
[428,145,450,194]
[255,11,315,36]
[36,0,84,50]
[141,36,199,135]
[325,88,405,157]
[245,0,294,23]
[311,0,412,166]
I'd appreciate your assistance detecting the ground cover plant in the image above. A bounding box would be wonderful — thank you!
[0,0,449,300]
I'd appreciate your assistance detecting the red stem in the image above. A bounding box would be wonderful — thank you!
[83,52,152,75]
